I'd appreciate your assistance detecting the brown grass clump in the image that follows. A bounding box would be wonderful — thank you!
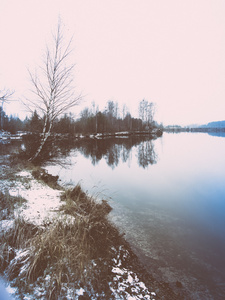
[0,192,27,219]
[60,185,115,258]
[0,217,40,284]
[26,185,114,274]
[0,243,15,272]
[11,218,39,249]
[17,184,120,298]
[0,184,123,298]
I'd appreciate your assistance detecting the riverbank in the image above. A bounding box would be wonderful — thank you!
[0,154,181,299]
[0,128,163,142]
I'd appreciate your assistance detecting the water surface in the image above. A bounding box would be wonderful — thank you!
[46,132,225,299]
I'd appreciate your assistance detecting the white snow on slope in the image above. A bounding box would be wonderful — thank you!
[1,171,63,226]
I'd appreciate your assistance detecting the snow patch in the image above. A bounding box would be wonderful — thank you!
[0,219,14,233]
[76,287,85,295]
[17,171,32,178]
[8,171,63,226]
[112,267,125,275]
[110,246,157,299]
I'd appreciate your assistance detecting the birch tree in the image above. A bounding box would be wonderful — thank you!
[138,99,155,128]
[26,22,81,161]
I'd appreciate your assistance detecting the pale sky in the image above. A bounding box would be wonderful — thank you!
[1,0,225,125]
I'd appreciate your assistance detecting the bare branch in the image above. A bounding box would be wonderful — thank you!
[0,89,14,104]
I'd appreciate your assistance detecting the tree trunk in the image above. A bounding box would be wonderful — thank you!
[28,122,52,162]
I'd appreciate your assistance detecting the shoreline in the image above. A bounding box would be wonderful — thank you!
[0,154,182,299]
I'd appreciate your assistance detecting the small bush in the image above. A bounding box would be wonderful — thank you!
[31,168,60,189]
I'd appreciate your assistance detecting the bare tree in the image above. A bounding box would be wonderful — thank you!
[146,102,155,126]
[26,21,81,161]
[138,99,155,129]
[0,89,14,129]
[122,104,128,120]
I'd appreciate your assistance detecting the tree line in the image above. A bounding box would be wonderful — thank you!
[0,98,160,135]
[0,106,25,134]
[69,99,158,134]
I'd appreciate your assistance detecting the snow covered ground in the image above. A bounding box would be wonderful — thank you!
[8,171,63,226]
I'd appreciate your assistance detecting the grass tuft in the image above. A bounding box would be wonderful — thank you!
[0,243,15,272]
[0,191,27,220]
[23,185,119,297]
[1,184,123,298]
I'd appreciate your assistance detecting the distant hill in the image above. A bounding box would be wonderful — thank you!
[202,121,225,128]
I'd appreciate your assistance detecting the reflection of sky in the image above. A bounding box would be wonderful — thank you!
[48,133,225,234]
[47,133,225,287]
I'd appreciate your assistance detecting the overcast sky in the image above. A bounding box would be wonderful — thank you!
[1,0,225,125]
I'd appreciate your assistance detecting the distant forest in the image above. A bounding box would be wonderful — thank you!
[0,100,162,135]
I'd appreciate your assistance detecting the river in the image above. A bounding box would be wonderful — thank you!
[45,132,225,299]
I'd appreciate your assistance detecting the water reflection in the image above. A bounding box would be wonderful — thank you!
[21,134,76,164]
[45,132,225,299]
[2,134,157,171]
[74,137,157,169]
[138,140,157,168]
[21,135,158,168]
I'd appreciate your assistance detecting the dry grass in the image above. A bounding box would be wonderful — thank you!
[11,217,39,249]
[0,217,39,284]
[25,185,117,289]
[1,184,121,298]
[0,191,27,219]
[0,243,15,272]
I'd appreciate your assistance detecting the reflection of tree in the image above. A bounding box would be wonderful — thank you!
[138,140,157,168]
[20,135,158,168]
[75,136,158,169]
[121,144,131,164]
[106,144,120,169]
[21,135,77,164]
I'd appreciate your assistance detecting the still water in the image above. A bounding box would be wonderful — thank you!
[46,132,225,299]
